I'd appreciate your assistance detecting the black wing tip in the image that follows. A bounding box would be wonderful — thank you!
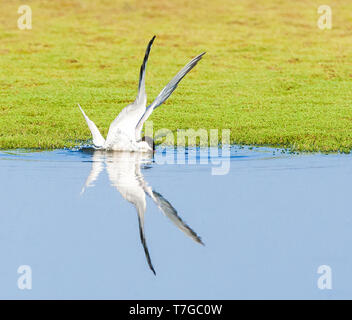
[145,36,155,55]
[148,259,157,275]
[196,52,206,61]
[194,234,205,246]
[195,52,206,60]
[188,52,206,66]
[192,232,205,246]
[148,35,156,47]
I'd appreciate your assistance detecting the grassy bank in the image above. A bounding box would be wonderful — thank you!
[0,0,352,152]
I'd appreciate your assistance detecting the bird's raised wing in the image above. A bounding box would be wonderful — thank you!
[78,104,106,148]
[135,52,206,140]
[105,36,156,146]
[137,35,156,105]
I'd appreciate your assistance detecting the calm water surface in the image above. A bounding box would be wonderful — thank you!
[0,146,351,299]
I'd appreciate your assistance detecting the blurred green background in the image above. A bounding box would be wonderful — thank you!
[0,0,352,151]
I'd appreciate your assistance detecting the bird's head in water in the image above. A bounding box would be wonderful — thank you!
[141,136,155,152]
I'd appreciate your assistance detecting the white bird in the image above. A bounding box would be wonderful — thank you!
[78,36,205,152]
[81,150,204,274]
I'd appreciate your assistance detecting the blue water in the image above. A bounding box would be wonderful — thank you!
[0,146,351,299]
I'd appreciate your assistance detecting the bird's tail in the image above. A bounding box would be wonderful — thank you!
[78,103,106,148]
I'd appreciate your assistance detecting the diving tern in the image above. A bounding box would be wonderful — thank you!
[78,36,205,152]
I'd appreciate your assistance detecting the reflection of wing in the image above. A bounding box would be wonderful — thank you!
[137,163,204,245]
[80,151,105,195]
[151,191,204,245]
[137,212,156,275]
[105,152,156,274]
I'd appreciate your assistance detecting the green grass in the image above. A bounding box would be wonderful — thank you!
[1,0,352,152]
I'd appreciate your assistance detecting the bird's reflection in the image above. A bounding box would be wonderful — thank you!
[80,150,203,274]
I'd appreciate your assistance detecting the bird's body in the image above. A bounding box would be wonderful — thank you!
[78,36,205,152]
[104,127,151,152]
